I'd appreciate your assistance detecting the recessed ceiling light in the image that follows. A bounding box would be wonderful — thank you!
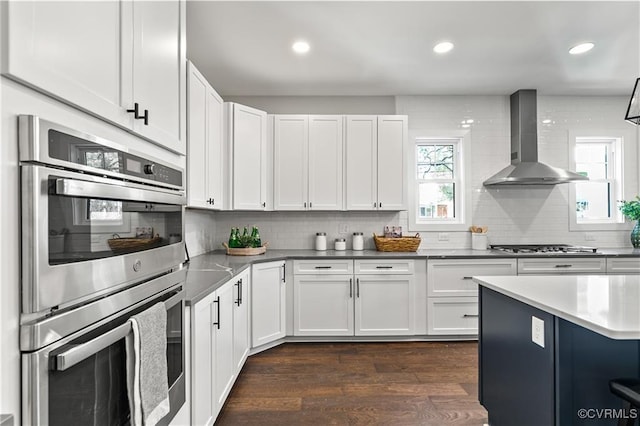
[461,123,470,128]
[433,41,454,54]
[569,42,595,55]
[542,119,552,124]
[292,40,310,54]
[466,119,474,124]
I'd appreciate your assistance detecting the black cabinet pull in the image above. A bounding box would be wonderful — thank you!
[304,202,307,208]
[379,202,382,208]
[315,266,332,269]
[262,202,266,208]
[127,103,149,125]
[213,296,220,329]
[349,278,353,298]
[463,314,479,318]
[282,264,286,282]
[462,276,474,280]
[235,280,241,306]
[356,278,360,298]
[239,278,243,305]
[554,264,573,268]
[376,266,393,269]
[309,202,312,208]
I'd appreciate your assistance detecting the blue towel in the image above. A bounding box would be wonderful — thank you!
[126,302,170,425]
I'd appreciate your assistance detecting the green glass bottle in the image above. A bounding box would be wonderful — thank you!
[229,227,240,248]
[251,226,261,248]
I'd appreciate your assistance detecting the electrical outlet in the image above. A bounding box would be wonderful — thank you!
[438,232,449,241]
[339,224,349,234]
[584,233,596,241]
[532,316,545,348]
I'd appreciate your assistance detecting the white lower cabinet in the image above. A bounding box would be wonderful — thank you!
[251,261,286,347]
[427,297,479,335]
[426,258,517,336]
[293,260,415,336]
[355,274,415,335]
[232,268,251,372]
[294,275,354,336]
[606,257,639,274]
[190,270,250,425]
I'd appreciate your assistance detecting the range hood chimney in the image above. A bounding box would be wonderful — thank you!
[483,89,588,186]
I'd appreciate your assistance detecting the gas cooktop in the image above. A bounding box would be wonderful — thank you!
[490,244,598,254]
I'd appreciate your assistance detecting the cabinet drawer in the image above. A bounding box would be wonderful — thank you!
[517,257,606,274]
[427,259,516,297]
[294,260,353,275]
[354,259,414,275]
[606,257,640,274]
[427,297,478,335]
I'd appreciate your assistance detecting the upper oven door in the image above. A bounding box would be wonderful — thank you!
[21,164,186,315]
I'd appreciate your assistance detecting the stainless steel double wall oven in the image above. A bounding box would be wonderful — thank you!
[19,115,187,425]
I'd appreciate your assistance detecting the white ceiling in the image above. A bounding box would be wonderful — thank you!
[186,1,640,97]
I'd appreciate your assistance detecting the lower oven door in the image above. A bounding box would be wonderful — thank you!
[22,283,186,426]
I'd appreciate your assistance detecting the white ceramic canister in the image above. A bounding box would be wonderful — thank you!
[471,233,488,250]
[334,238,346,251]
[315,232,327,251]
[352,232,364,251]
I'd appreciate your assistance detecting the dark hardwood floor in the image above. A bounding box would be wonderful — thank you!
[215,341,488,425]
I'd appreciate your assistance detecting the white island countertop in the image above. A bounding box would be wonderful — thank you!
[473,274,640,340]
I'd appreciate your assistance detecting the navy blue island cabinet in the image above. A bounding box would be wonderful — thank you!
[479,287,640,426]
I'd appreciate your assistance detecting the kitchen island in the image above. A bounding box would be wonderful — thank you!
[473,275,640,426]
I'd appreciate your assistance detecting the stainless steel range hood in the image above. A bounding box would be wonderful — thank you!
[483,90,588,186]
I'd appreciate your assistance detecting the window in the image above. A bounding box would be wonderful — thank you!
[412,138,465,229]
[571,137,623,226]
[76,147,124,225]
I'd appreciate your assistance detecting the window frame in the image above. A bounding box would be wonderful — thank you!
[569,134,626,231]
[408,130,471,232]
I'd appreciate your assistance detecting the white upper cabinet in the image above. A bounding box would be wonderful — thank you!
[308,116,344,210]
[3,0,186,154]
[226,103,268,210]
[128,1,184,153]
[345,116,378,210]
[187,62,224,209]
[273,115,343,211]
[273,115,308,210]
[345,115,407,210]
[377,115,408,210]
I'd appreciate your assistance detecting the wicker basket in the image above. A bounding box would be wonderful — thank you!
[223,242,268,256]
[107,236,162,253]
[373,233,421,252]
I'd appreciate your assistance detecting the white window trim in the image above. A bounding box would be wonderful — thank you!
[569,133,627,231]
[408,129,471,232]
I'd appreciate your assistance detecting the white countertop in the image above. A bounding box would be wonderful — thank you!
[473,275,640,340]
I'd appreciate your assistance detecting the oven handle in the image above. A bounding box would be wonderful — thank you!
[53,290,183,371]
[54,177,186,205]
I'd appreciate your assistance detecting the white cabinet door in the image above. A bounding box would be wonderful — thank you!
[206,85,225,208]
[427,297,479,335]
[377,116,407,210]
[273,115,308,210]
[427,259,517,297]
[232,269,250,373]
[187,62,209,208]
[355,275,415,336]
[130,0,184,153]
[293,275,354,336]
[214,281,235,414]
[187,62,224,209]
[4,1,129,128]
[345,116,378,210]
[606,257,640,274]
[251,261,286,347]
[308,115,344,210]
[191,294,215,426]
[230,103,268,210]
